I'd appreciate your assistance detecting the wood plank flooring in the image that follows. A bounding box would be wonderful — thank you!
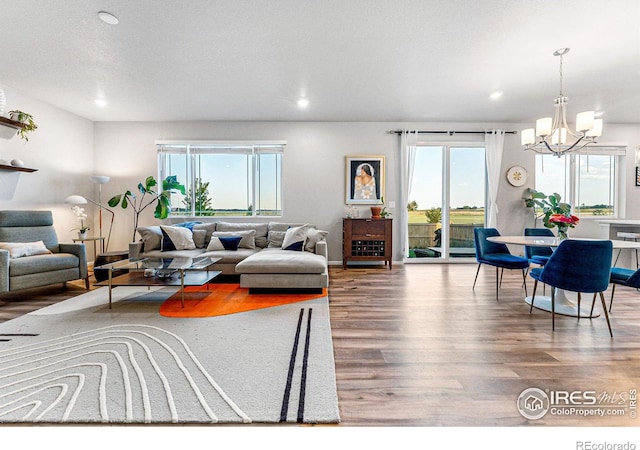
[1,264,639,427]
[329,263,640,427]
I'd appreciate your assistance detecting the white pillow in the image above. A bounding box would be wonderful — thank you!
[281,224,310,251]
[160,225,196,251]
[0,241,52,258]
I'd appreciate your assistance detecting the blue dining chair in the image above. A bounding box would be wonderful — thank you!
[473,228,529,301]
[606,266,640,312]
[529,239,613,337]
[524,227,554,267]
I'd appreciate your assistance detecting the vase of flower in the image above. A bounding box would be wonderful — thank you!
[71,205,90,239]
[556,225,569,240]
[549,214,579,240]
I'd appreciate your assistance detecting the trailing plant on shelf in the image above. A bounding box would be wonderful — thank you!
[108,175,186,242]
[8,110,37,141]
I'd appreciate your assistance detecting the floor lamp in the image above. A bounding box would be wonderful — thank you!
[90,175,111,252]
[65,194,115,253]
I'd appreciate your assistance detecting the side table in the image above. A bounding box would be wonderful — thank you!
[93,250,129,282]
[73,236,105,260]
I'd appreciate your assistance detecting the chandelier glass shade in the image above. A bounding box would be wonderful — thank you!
[521,48,603,157]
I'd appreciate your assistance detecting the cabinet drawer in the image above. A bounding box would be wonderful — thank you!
[351,219,385,236]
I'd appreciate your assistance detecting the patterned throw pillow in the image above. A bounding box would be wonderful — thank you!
[281,224,310,251]
[160,225,196,251]
[206,235,242,251]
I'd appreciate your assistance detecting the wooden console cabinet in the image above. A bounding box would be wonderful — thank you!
[342,218,392,269]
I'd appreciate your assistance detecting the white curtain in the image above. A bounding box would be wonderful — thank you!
[484,130,505,228]
[399,131,417,258]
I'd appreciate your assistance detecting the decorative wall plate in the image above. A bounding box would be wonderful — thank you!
[506,165,527,186]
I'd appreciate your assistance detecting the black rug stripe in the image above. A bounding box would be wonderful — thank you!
[280,308,305,422]
[297,308,312,423]
[0,333,39,343]
[0,334,39,336]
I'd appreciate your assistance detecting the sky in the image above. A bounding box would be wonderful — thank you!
[409,146,486,210]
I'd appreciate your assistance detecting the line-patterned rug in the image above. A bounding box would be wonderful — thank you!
[0,287,340,424]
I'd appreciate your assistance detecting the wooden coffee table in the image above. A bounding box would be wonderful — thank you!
[95,256,221,308]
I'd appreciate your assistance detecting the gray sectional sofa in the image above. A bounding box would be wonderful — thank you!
[129,221,328,292]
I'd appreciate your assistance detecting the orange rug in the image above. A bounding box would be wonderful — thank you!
[159,284,327,318]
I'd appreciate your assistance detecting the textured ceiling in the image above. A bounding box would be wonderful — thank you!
[0,0,638,124]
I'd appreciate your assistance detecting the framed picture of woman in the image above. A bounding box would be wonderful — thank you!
[345,155,385,204]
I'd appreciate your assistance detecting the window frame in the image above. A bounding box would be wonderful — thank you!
[156,140,285,218]
[533,146,626,220]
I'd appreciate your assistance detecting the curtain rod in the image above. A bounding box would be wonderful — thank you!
[389,130,518,135]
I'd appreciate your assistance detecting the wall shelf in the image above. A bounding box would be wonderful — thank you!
[0,164,38,173]
[0,116,24,139]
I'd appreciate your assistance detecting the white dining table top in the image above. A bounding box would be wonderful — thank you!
[487,235,640,249]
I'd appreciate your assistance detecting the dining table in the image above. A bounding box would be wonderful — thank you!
[486,236,640,318]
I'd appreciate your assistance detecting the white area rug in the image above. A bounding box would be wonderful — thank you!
[0,287,340,424]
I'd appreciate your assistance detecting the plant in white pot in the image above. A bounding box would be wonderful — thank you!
[9,110,38,141]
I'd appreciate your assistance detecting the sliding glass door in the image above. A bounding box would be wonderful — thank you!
[407,145,486,260]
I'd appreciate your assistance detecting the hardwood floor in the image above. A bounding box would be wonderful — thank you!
[329,263,640,427]
[1,264,639,427]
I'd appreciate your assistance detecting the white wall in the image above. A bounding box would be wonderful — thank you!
[0,86,96,254]
[1,86,637,265]
[94,120,640,263]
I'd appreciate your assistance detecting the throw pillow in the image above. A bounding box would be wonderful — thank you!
[304,228,329,252]
[211,230,256,249]
[192,229,207,248]
[160,225,196,251]
[136,226,163,252]
[206,236,225,251]
[267,230,286,248]
[219,236,242,251]
[281,224,310,251]
[173,221,203,231]
[0,241,52,258]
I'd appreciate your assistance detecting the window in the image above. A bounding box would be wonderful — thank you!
[534,146,624,218]
[157,141,284,217]
[407,144,486,259]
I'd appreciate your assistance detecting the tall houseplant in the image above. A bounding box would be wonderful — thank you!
[108,175,186,242]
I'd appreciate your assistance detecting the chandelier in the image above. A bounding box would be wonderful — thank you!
[521,48,603,157]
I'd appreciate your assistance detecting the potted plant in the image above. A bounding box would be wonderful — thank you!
[108,175,186,242]
[8,110,37,141]
[70,205,91,239]
[523,188,579,239]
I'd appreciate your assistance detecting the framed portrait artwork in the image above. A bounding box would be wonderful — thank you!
[345,155,385,204]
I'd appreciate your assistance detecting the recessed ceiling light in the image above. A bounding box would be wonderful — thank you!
[98,11,119,25]
[297,98,309,108]
[95,98,108,107]
[489,91,504,100]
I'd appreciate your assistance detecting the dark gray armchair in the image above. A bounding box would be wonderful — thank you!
[0,210,89,292]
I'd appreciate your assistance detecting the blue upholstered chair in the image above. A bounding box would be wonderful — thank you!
[529,239,613,336]
[473,228,529,301]
[524,228,554,267]
[607,266,640,312]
